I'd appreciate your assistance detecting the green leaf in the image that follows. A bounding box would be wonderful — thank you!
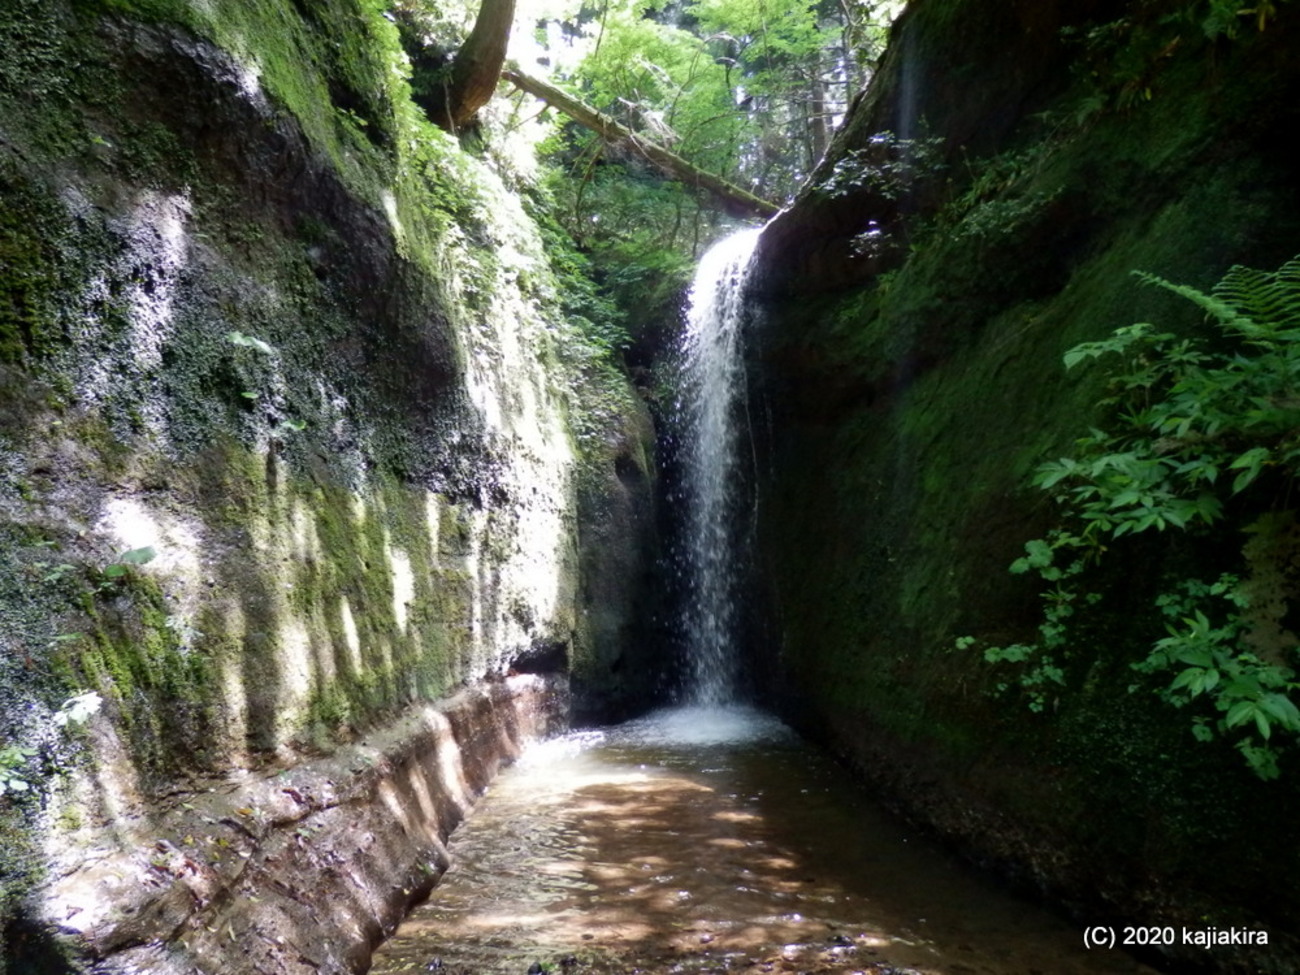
[226,331,275,354]
[1171,667,1203,691]
[993,255,1300,777]
[1229,445,1270,468]
[118,546,156,565]
[1225,700,1256,729]
[1063,347,1097,369]
[53,691,103,728]
[1036,463,1074,488]
[1232,467,1259,494]
[1023,538,1054,567]
[1259,693,1300,731]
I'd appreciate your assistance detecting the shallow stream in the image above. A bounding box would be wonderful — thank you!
[369,706,1159,975]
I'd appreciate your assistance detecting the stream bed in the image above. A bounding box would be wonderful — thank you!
[369,706,1160,975]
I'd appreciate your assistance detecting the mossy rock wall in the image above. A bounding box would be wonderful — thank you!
[749,0,1300,970]
[0,0,658,960]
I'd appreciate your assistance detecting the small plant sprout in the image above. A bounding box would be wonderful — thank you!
[225,331,275,354]
[101,546,157,580]
[52,691,103,729]
[0,745,39,796]
[273,418,307,437]
[1,693,103,798]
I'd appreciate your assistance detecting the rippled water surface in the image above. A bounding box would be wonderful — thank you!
[369,707,1159,975]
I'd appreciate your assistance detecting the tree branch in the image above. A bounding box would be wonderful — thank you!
[502,67,781,220]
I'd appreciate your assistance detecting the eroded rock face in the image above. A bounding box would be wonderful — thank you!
[0,4,658,968]
[752,0,1117,297]
[41,676,565,975]
[745,0,1300,971]
[1,9,581,770]
[571,392,664,722]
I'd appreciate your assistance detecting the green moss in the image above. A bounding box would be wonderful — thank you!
[757,0,1300,931]
[0,0,647,957]
[0,413,465,775]
[117,118,198,188]
[0,0,629,766]
[78,0,407,199]
[768,151,1298,744]
[0,803,53,975]
[61,571,218,781]
[0,170,73,366]
[0,2,79,123]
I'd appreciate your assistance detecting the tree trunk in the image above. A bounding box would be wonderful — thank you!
[502,67,782,221]
[808,52,831,166]
[442,0,517,130]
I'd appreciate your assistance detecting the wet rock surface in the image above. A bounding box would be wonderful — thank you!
[743,0,1300,971]
[2,5,659,967]
[41,676,565,975]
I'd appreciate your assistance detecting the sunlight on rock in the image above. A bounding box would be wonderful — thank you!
[388,542,414,633]
[289,497,318,563]
[339,594,363,671]
[278,615,313,701]
[381,189,403,242]
[233,56,262,100]
[432,713,474,813]
[65,188,191,424]
[376,779,415,836]
[423,493,442,564]
[123,190,190,371]
[95,495,210,650]
[403,763,442,830]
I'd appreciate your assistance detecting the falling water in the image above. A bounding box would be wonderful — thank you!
[678,228,762,705]
[369,227,1164,975]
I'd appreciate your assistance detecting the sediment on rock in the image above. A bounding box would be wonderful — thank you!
[40,676,565,975]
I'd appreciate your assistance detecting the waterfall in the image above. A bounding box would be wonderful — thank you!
[677,228,762,705]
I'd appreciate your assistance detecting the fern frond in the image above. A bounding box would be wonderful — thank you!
[1132,269,1264,337]
[1213,255,1300,336]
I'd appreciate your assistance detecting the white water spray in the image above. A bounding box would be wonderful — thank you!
[678,228,762,705]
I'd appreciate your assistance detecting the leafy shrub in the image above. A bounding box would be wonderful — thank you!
[967,255,1300,778]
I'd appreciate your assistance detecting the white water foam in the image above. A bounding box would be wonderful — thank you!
[617,705,793,748]
[678,228,763,705]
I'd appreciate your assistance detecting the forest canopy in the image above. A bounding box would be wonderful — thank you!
[395,0,903,347]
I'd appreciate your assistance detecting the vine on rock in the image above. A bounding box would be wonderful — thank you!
[966,255,1300,779]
